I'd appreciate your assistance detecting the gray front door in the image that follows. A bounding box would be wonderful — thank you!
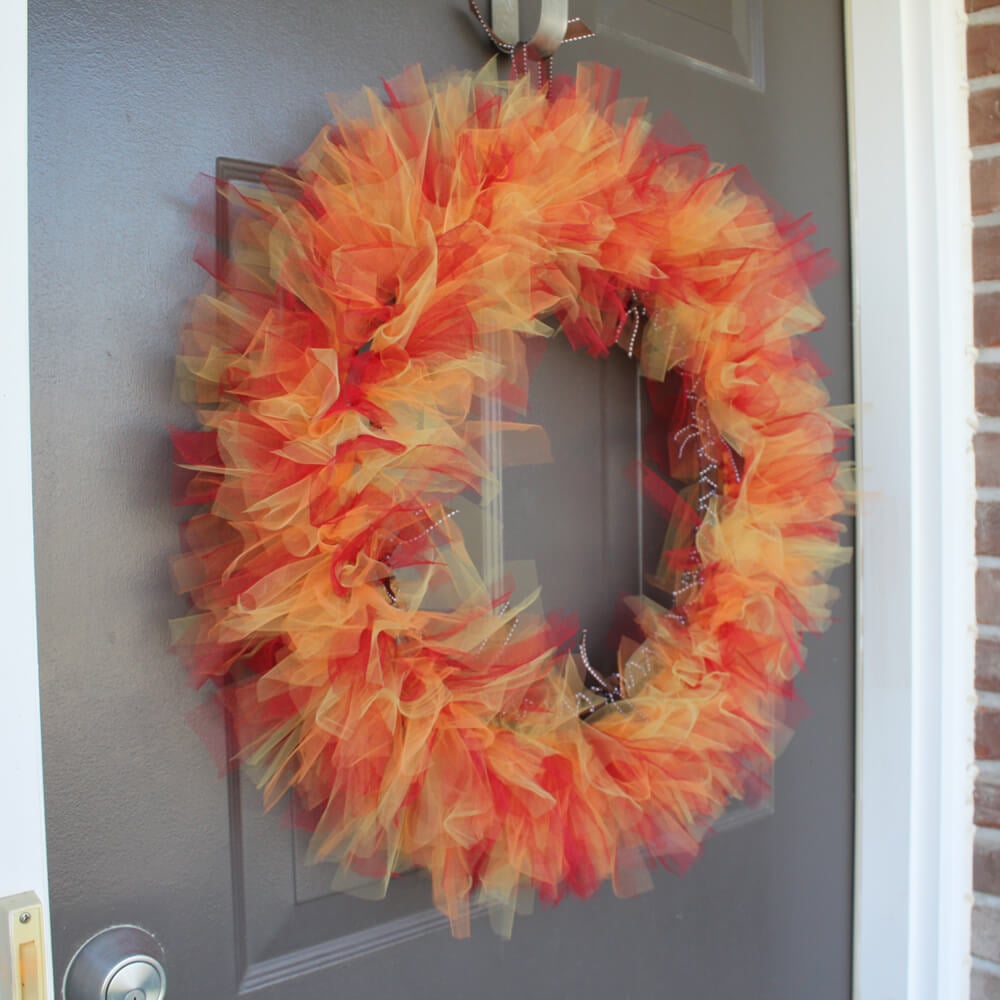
[30,1,853,997]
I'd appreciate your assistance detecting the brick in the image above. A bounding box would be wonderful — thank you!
[979,565,1000,625]
[980,773,1000,827]
[976,227,1000,282]
[978,292,1000,347]
[979,364,1000,415]
[978,701,1000,759]
[972,90,1000,147]
[974,160,1000,217]
[974,829,1000,892]
[974,901,1000,961]
[978,434,1000,487]
[973,962,1000,1000]
[980,639,1000,692]
[981,503,1000,555]
[971,24,1000,78]
[979,772,1000,827]
[970,0,1000,11]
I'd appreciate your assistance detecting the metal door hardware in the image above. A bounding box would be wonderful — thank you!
[1,891,47,1000]
[63,925,166,1000]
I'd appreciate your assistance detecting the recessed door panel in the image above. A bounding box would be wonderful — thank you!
[596,0,764,88]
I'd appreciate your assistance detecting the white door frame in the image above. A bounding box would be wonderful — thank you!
[0,1,975,997]
[0,0,53,993]
[848,0,975,996]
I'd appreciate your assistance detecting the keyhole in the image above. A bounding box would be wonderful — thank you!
[123,990,146,1000]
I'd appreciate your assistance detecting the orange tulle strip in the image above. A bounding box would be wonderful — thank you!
[171,62,850,937]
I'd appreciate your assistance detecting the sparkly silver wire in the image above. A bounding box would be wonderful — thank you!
[723,438,743,483]
[614,289,647,359]
[576,629,626,714]
[467,0,516,53]
[381,508,459,607]
[477,604,521,657]
[621,646,654,699]
[407,507,460,543]
[671,378,721,605]
[626,293,646,359]
[501,615,520,650]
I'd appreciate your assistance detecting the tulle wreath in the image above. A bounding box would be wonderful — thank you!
[171,62,850,937]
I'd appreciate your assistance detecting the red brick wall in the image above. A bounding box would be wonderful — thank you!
[972,2,1000,997]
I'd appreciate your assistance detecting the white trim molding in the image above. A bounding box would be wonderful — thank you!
[0,0,53,995]
[848,0,975,997]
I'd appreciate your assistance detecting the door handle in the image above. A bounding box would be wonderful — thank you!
[63,926,166,1000]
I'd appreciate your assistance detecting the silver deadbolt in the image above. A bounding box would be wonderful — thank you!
[63,925,166,1000]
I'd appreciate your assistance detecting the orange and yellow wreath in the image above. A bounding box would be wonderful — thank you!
[171,63,850,937]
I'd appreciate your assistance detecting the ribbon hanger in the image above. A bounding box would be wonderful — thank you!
[468,0,595,92]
